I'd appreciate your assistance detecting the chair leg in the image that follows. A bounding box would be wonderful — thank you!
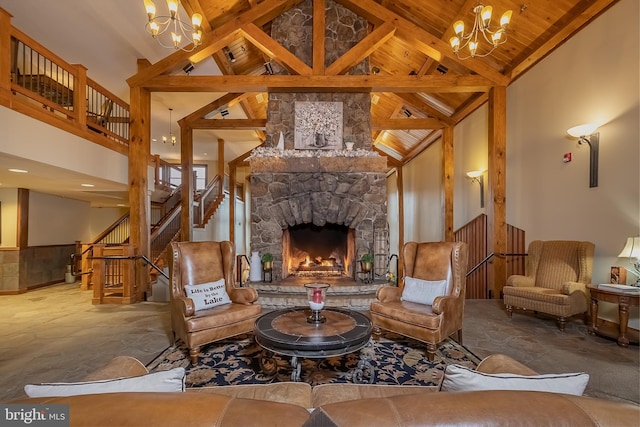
[506,305,513,319]
[426,343,437,362]
[189,346,200,365]
[557,317,567,332]
[455,329,463,345]
[372,326,382,341]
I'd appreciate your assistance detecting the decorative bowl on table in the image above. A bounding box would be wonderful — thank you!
[304,282,330,324]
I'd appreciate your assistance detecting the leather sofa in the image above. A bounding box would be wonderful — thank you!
[7,355,639,426]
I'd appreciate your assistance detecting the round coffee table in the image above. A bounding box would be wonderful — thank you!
[253,307,374,383]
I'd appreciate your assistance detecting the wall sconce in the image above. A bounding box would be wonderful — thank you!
[466,170,485,208]
[567,123,599,188]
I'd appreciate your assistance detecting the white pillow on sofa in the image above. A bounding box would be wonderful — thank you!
[401,277,448,305]
[440,364,589,396]
[184,278,231,311]
[24,367,185,398]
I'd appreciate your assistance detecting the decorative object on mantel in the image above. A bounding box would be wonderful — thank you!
[450,4,512,59]
[249,147,379,159]
[618,236,640,286]
[294,102,343,150]
[276,132,285,150]
[344,135,355,150]
[142,0,203,52]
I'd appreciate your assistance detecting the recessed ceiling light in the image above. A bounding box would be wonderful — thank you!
[117,204,126,207]
[152,138,158,142]
[203,152,208,156]
[9,168,28,173]
[81,183,95,187]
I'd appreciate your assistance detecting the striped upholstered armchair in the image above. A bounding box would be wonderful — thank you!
[503,240,595,331]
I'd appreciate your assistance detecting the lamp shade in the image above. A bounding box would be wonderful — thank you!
[618,237,640,258]
[567,123,598,138]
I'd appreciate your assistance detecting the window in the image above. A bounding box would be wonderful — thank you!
[168,164,208,191]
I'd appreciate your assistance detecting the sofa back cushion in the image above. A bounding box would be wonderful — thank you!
[535,241,583,290]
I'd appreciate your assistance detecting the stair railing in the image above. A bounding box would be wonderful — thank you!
[193,174,224,227]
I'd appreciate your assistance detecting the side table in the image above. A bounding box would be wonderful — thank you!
[587,284,640,347]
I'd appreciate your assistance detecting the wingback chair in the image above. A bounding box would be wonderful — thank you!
[503,240,595,331]
[370,241,469,361]
[169,241,262,364]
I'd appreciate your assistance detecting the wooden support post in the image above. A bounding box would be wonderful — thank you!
[217,138,225,196]
[74,64,88,126]
[180,123,194,241]
[0,8,12,100]
[443,126,454,242]
[396,166,404,279]
[229,163,236,246]
[488,86,507,299]
[313,0,326,75]
[128,64,151,302]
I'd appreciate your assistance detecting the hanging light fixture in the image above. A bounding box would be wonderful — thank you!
[450,4,512,59]
[163,108,177,146]
[143,0,203,52]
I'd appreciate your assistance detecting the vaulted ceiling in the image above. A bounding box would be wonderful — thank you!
[130,0,619,165]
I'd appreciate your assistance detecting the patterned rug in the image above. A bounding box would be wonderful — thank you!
[147,332,481,388]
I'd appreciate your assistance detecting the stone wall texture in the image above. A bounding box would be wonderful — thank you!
[250,0,388,281]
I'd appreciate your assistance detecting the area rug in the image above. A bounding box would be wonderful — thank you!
[147,332,481,388]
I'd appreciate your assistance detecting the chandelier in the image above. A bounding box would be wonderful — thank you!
[163,108,177,146]
[143,0,203,52]
[449,4,512,59]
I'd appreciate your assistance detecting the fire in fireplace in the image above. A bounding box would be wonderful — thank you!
[283,223,355,278]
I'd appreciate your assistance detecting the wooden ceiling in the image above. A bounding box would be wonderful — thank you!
[130,0,619,165]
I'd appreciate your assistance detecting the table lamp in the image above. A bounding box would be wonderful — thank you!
[618,237,640,286]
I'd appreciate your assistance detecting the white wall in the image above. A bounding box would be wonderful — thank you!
[88,207,129,242]
[506,0,639,284]
[28,191,91,245]
[402,139,444,242]
[0,189,18,247]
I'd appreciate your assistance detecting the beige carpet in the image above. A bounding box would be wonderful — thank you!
[0,283,637,405]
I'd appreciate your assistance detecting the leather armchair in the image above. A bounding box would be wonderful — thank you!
[503,240,595,331]
[370,241,469,361]
[169,241,262,364]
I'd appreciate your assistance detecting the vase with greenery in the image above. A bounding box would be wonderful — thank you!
[261,253,273,271]
[360,253,374,273]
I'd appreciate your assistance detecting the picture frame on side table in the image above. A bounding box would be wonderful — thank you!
[610,266,627,284]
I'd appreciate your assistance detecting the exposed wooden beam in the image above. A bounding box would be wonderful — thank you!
[241,23,313,75]
[127,0,303,87]
[451,93,489,124]
[189,118,267,130]
[142,74,494,93]
[326,21,396,75]
[403,129,442,164]
[372,118,444,130]
[313,0,326,75]
[391,93,456,126]
[334,0,509,85]
[181,93,244,124]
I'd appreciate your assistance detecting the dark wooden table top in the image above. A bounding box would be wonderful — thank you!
[254,307,372,358]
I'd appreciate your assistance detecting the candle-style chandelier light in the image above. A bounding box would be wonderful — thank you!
[450,4,512,60]
[163,108,177,146]
[142,0,203,52]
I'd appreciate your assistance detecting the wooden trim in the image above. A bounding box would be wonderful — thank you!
[141,74,494,93]
[241,23,312,75]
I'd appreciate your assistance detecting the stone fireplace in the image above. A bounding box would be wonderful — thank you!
[248,0,388,283]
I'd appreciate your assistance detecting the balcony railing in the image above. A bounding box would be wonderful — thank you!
[1,10,130,154]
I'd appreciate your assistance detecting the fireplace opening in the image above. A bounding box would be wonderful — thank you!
[283,223,355,278]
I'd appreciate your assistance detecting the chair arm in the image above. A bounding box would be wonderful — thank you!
[376,286,401,302]
[562,281,587,296]
[175,295,195,317]
[431,294,459,315]
[506,275,534,288]
[229,287,259,304]
[475,354,539,376]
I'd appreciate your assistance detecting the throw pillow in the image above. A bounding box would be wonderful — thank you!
[24,367,185,398]
[401,277,448,305]
[184,278,231,311]
[440,364,589,396]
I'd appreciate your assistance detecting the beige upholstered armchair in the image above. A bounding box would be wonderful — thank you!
[369,241,469,361]
[503,240,595,331]
[169,241,262,364]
